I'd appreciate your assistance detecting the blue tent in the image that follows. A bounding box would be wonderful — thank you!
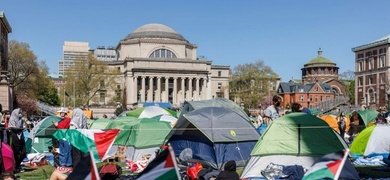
[165,107,260,169]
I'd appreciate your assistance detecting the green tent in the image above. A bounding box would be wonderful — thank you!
[109,118,172,161]
[241,113,359,179]
[26,116,62,153]
[88,118,112,129]
[126,106,177,118]
[350,125,390,156]
[105,116,139,129]
[357,109,379,127]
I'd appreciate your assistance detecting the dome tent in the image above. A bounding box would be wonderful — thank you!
[165,107,260,169]
[241,113,359,179]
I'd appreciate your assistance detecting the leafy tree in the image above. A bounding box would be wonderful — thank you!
[63,53,121,107]
[8,40,39,98]
[229,60,279,109]
[339,70,355,104]
[8,40,60,112]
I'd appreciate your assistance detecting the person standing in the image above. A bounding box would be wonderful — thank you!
[53,108,72,169]
[264,95,282,127]
[337,112,347,140]
[8,108,26,173]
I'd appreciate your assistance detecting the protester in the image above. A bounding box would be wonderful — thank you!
[264,95,282,127]
[7,108,27,173]
[69,108,88,168]
[256,112,263,129]
[53,107,72,170]
[291,102,302,113]
[215,160,240,180]
[337,112,347,139]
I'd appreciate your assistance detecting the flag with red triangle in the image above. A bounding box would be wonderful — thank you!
[303,149,349,180]
[66,150,101,180]
[136,145,180,180]
[53,129,120,162]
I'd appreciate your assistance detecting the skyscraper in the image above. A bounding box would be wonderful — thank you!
[58,41,90,76]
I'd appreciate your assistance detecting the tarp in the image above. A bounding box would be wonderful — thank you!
[55,109,93,119]
[181,98,250,121]
[241,112,359,180]
[350,125,390,157]
[166,107,260,169]
[143,102,172,109]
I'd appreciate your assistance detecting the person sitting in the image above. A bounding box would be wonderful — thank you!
[216,160,240,180]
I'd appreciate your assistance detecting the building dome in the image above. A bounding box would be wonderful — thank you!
[306,48,334,64]
[124,23,187,41]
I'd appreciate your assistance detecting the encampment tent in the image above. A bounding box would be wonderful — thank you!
[25,116,62,153]
[126,106,177,118]
[357,109,379,127]
[181,98,250,121]
[241,113,359,180]
[320,114,350,133]
[350,125,390,157]
[106,118,172,162]
[166,107,260,169]
[88,118,112,129]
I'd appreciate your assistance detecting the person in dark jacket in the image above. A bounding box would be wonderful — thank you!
[216,160,240,180]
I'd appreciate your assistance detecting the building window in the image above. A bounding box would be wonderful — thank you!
[358,61,363,72]
[368,58,374,69]
[299,95,304,102]
[100,93,105,103]
[380,55,385,68]
[149,49,177,58]
[218,83,222,90]
[218,71,221,77]
[358,77,362,86]
[369,76,373,84]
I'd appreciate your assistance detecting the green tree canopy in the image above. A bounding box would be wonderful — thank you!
[229,60,279,109]
[8,40,60,113]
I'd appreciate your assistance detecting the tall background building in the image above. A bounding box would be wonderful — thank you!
[58,41,90,76]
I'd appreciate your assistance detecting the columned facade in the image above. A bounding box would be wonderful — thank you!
[110,23,230,109]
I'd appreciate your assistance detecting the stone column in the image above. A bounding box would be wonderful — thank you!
[156,76,161,102]
[202,78,207,100]
[134,76,138,102]
[165,77,169,102]
[141,76,146,102]
[195,78,200,100]
[181,78,185,102]
[173,77,177,105]
[148,76,154,102]
[126,75,133,105]
[188,78,193,101]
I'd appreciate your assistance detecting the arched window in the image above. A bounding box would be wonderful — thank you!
[149,49,177,58]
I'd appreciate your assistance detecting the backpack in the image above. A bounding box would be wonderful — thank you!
[99,163,122,180]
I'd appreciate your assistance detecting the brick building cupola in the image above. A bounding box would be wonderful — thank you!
[301,48,339,84]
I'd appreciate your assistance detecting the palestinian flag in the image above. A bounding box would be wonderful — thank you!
[67,150,100,180]
[136,145,180,180]
[53,129,120,162]
[303,149,349,180]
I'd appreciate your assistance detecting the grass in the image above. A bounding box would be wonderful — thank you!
[17,165,54,180]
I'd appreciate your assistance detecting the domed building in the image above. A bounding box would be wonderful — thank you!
[277,49,346,110]
[110,23,230,109]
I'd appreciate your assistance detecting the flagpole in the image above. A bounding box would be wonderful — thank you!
[73,81,75,108]
[334,149,350,180]
[168,144,181,180]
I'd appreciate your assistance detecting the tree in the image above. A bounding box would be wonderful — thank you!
[8,40,39,98]
[63,53,121,107]
[8,40,60,112]
[339,70,355,104]
[229,60,279,109]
